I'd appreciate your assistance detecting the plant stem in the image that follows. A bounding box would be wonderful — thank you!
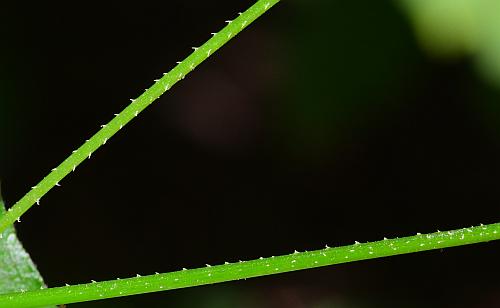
[1,223,499,307]
[0,0,280,234]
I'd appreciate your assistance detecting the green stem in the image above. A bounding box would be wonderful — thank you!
[1,223,499,307]
[0,0,280,233]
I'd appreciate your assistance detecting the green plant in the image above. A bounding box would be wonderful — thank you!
[0,0,499,307]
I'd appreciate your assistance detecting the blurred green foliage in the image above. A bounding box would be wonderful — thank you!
[277,1,420,161]
[399,0,500,87]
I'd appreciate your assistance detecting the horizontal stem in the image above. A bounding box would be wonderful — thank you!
[1,223,499,307]
[0,0,280,234]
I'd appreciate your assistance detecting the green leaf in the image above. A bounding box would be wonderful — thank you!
[0,194,54,307]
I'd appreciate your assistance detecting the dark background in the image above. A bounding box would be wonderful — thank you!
[1,1,499,307]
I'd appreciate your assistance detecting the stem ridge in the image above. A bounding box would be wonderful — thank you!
[1,223,499,307]
[0,0,280,233]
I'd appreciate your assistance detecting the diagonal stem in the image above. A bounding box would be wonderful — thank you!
[1,223,499,307]
[0,0,280,233]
